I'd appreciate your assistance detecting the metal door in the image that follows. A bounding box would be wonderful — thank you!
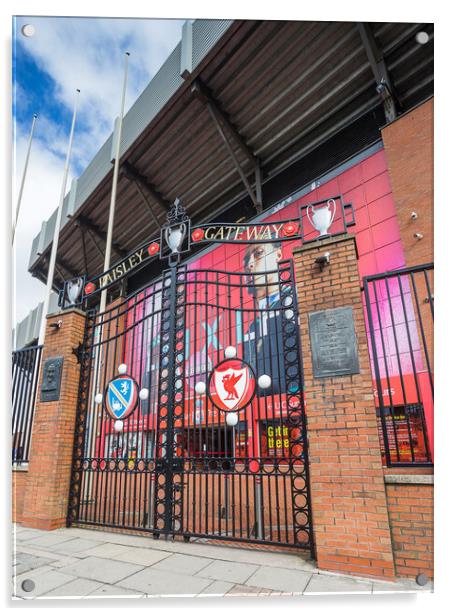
[68,260,313,552]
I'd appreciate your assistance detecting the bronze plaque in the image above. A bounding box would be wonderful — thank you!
[40,357,64,402]
[309,307,359,378]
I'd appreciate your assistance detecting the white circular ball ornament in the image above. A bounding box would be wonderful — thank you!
[94,393,103,404]
[114,420,124,432]
[139,388,149,401]
[224,346,237,359]
[195,381,206,395]
[118,363,127,374]
[226,412,238,427]
[415,31,429,45]
[258,374,272,389]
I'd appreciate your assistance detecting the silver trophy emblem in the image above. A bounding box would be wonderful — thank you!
[66,277,84,305]
[165,223,186,255]
[307,198,336,237]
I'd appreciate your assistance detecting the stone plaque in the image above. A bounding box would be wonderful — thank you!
[40,357,64,402]
[309,307,359,378]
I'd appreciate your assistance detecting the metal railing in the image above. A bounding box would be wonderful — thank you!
[12,345,42,465]
[363,264,433,467]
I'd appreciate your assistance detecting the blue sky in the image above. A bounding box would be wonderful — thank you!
[12,16,185,323]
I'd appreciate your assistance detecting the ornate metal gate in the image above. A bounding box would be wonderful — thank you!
[68,259,313,552]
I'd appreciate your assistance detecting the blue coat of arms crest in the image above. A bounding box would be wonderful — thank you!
[104,376,139,420]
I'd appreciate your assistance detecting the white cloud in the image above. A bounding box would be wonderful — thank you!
[13,131,73,324]
[15,17,184,167]
[13,16,184,329]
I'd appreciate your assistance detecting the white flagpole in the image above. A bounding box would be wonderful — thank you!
[85,53,129,469]
[38,89,80,345]
[99,52,130,315]
[13,113,38,245]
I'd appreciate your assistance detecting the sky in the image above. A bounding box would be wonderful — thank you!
[12,15,185,325]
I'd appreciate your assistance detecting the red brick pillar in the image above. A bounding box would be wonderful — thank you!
[293,234,396,579]
[21,308,86,530]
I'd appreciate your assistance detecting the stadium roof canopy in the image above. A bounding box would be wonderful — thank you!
[28,18,433,294]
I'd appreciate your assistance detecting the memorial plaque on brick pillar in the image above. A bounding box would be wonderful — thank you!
[293,234,396,580]
[21,309,86,530]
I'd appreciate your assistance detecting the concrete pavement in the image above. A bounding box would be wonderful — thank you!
[12,524,433,599]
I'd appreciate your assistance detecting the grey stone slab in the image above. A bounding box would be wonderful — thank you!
[304,573,373,594]
[13,563,34,576]
[50,538,103,555]
[197,580,235,596]
[153,539,316,571]
[12,567,76,599]
[86,584,144,597]
[110,547,171,567]
[90,533,158,549]
[12,553,54,576]
[47,527,110,541]
[119,568,212,596]
[151,553,213,575]
[49,556,84,569]
[245,566,312,593]
[45,578,104,597]
[81,542,139,559]
[227,584,275,596]
[57,556,145,584]
[198,560,258,584]
[25,533,77,548]
[14,529,49,542]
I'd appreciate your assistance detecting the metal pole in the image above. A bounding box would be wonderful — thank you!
[13,113,38,244]
[85,54,129,510]
[38,90,80,345]
[99,52,130,314]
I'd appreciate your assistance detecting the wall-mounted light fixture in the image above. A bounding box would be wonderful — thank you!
[413,232,424,240]
[410,211,418,220]
[315,252,331,271]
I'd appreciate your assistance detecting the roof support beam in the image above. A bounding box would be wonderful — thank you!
[76,215,128,259]
[56,255,79,280]
[131,180,161,228]
[39,254,78,289]
[357,22,398,123]
[120,161,171,214]
[79,223,89,277]
[85,226,105,260]
[191,79,263,213]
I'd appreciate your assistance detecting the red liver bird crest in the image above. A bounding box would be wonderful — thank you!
[222,372,243,399]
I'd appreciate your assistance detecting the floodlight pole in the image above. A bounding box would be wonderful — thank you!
[38,89,80,345]
[99,52,130,315]
[13,113,38,245]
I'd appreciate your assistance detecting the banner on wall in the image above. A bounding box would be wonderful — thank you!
[92,149,432,461]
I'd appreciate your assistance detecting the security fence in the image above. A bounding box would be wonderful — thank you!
[12,345,43,465]
[363,264,433,467]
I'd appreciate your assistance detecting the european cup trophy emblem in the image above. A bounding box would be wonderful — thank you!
[307,198,336,237]
[66,277,84,305]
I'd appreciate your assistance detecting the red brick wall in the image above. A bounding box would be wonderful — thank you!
[381,98,434,458]
[381,98,433,267]
[294,234,395,579]
[21,309,86,530]
[385,480,434,579]
[12,469,28,523]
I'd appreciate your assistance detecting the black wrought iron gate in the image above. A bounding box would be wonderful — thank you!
[68,260,313,552]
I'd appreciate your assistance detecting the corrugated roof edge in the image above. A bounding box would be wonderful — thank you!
[13,292,59,350]
[27,19,234,274]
